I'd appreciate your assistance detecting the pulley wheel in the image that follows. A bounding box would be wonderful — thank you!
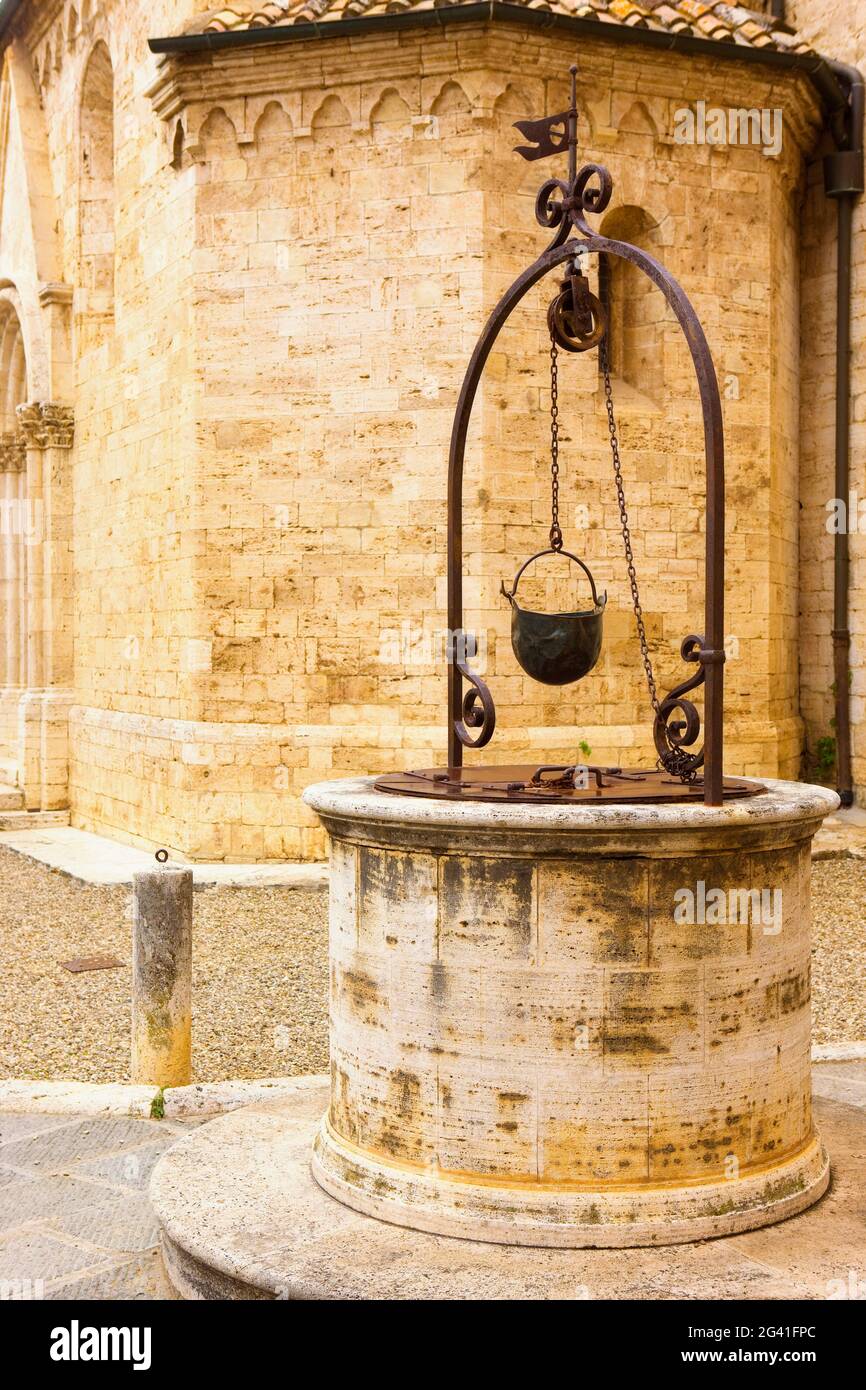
[547,285,606,353]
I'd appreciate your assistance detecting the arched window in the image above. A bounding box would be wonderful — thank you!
[598,206,663,405]
[79,41,115,322]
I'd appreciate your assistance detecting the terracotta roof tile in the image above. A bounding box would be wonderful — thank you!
[188,0,815,58]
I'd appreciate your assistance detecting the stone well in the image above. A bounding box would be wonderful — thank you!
[303,776,838,1248]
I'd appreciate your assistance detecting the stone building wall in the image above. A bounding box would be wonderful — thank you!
[0,2,828,857]
[1,0,203,835]
[145,24,819,856]
[789,0,866,795]
[471,38,815,785]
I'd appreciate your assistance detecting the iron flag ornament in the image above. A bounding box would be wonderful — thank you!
[378,66,739,808]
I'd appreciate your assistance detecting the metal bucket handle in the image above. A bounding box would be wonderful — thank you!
[501,546,604,610]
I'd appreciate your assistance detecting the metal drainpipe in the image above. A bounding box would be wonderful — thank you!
[823,62,864,807]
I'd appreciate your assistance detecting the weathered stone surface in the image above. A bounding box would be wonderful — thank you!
[150,1079,866,1297]
[162,1074,329,1119]
[538,858,649,966]
[46,1251,178,1302]
[304,775,837,1246]
[132,867,192,1088]
[0,1231,105,1284]
[0,1108,194,1299]
[0,1116,165,1172]
[440,855,536,962]
[0,1083,158,1118]
[0,1076,331,1120]
[358,845,438,958]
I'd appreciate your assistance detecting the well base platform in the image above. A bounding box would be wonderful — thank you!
[311,1109,828,1249]
[150,1080,853,1301]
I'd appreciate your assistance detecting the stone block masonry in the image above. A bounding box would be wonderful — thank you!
[306,775,837,1246]
[0,4,830,856]
[789,0,866,801]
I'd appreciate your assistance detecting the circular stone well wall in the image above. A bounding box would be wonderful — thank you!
[304,777,837,1247]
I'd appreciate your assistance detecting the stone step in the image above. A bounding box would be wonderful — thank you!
[0,783,24,812]
[812,807,866,859]
[0,808,70,831]
[0,824,324,885]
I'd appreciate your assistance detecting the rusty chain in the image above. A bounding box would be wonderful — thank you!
[549,334,563,551]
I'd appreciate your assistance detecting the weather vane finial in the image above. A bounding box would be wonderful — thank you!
[513,63,579,183]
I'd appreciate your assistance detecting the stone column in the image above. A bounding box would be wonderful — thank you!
[38,285,74,405]
[0,433,24,681]
[15,402,74,810]
[0,432,25,780]
[305,775,838,1248]
[132,866,193,1087]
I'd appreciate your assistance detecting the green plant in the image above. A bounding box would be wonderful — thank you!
[579,739,592,759]
[815,735,836,781]
[150,1088,165,1120]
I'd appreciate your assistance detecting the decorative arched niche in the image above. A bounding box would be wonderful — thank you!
[597,204,664,406]
[79,41,116,327]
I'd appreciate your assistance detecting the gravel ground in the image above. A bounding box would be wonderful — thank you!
[0,846,328,1083]
[0,847,863,1082]
[811,859,866,1046]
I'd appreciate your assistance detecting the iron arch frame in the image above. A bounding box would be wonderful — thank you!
[446,161,725,805]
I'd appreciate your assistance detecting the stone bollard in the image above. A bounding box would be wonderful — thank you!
[131,863,192,1087]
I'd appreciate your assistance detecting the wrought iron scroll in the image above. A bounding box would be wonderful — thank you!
[446,69,726,805]
[454,661,496,749]
[653,634,706,780]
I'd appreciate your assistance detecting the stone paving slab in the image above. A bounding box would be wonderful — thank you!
[161,1074,331,1118]
[812,1044,866,1062]
[0,810,69,832]
[0,1112,195,1300]
[154,1079,866,1301]
[815,1059,866,1077]
[812,1062,866,1109]
[0,1116,164,1172]
[0,1115,85,1144]
[0,825,328,888]
[46,1251,178,1301]
[0,1176,130,1234]
[811,1076,866,1107]
[0,1062,864,1301]
[0,1230,113,1285]
[0,1084,159,1119]
[51,1189,160,1253]
[71,1140,175,1191]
